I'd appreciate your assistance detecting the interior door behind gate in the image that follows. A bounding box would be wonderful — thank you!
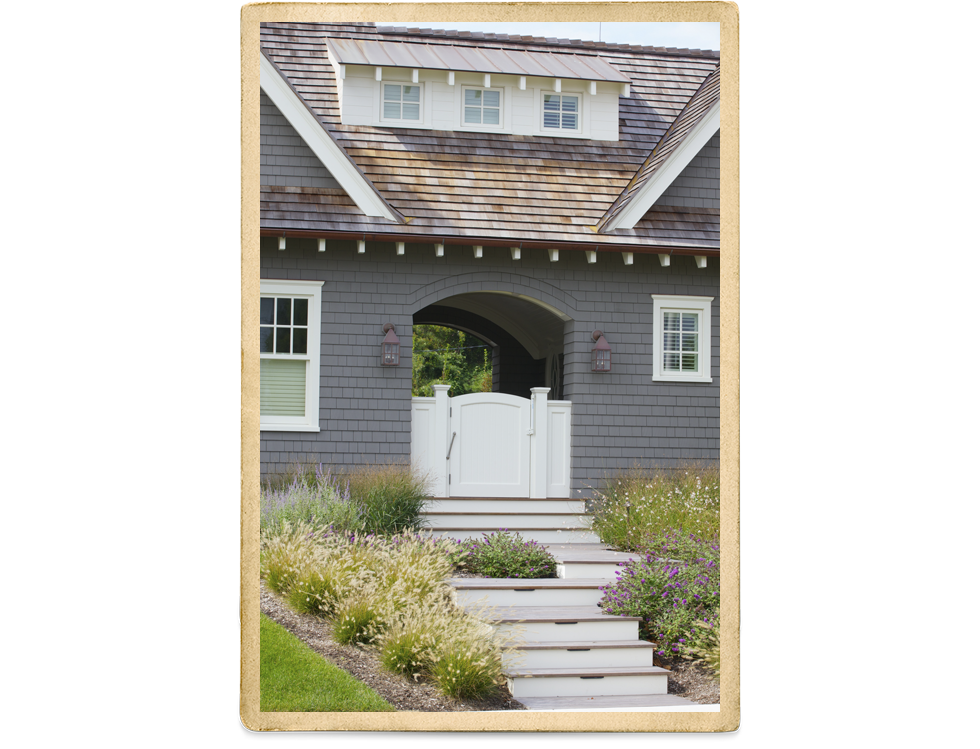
[448,393,531,497]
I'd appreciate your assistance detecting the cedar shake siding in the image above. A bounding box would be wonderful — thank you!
[260,237,719,490]
[260,91,342,189]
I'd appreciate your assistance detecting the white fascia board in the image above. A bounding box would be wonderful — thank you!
[603,99,720,232]
[259,54,398,221]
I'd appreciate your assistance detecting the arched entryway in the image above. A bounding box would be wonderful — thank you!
[410,289,575,498]
[414,291,570,399]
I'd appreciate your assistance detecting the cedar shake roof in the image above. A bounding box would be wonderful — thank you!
[597,66,720,233]
[259,22,721,254]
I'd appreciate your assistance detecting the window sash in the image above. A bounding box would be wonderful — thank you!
[382,83,421,121]
[543,94,580,130]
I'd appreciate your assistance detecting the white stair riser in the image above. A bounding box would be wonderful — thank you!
[507,673,668,698]
[504,648,653,669]
[455,588,604,607]
[425,499,586,514]
[495,619,638,642]
[424,514,590,529]
[429,529,600,543]
[558,562,626,579]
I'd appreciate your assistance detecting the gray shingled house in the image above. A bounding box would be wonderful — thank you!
[258,22,721,499]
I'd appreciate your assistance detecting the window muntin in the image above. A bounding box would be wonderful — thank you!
[463,87,501,126]
[652,296,713,383]
[382,83,421,121]
[543,93,580,130]
[260,279,322,431]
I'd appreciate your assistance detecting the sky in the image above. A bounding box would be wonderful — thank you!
[0,0,721,50]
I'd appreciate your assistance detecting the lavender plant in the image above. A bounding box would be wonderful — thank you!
[461,531,557,579]
[598,529,720,663]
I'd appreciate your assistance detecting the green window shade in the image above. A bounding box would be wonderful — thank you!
[260,358,306,416]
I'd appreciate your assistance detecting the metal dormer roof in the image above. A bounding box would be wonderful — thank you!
[324,37,632,83]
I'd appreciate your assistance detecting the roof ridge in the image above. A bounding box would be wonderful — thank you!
[595,64,720,232]
[376,25,719,58]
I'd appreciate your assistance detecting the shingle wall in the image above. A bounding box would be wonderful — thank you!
[259,238,720,492]
[260,92,341,188]
[653,132,720,210]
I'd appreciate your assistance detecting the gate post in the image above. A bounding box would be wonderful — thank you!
[529,387,550,498]
[433,385,451,497]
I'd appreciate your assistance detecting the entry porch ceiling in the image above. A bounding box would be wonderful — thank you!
[437,292,566,360]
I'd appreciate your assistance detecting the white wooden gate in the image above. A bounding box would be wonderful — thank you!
[411,385,572,498]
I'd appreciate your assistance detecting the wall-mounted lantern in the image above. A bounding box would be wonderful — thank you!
[592,330,611,372]
[381,323,401,366]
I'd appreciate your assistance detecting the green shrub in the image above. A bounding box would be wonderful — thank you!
[682,620,721,679]
[461,531,557,578]
[332,595,384,645]
[285,562,347,617]
[590,462,720,551]
[430,635,504,700]
[260,464,360,536]
[260,522,320,594]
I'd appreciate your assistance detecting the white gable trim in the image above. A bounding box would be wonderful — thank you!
[602,100,720,232]
[260,54,399,221]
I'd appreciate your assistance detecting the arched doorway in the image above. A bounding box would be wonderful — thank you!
[414,291,569,399]
[411,290,574,497]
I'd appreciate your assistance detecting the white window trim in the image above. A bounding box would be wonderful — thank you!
[378,80,426,127]
[651,295,713,383]
[458,85,506,131]
[536,90,586,137]
[261,279,323,432]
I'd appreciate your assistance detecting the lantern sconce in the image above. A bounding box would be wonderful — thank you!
[381,323,401,366]
[592,330,611,372]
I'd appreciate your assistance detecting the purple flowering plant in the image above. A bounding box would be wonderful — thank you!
[460,531,557,579]
[598,528,720,663]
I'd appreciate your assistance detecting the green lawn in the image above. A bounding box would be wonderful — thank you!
[260,613,395,712]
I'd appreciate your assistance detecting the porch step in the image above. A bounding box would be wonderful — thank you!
[423,512,591,530]
[427,528,600,544]
[481,605,640,642]
[513,693,701,711]
[425,497,587,514]
[505,666,669,698]
[547,547,638,579]
[448,578,611,607]
[501,639,657,669]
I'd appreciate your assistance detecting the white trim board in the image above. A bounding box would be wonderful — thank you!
[602,99,720,232]
[259,53,399,221]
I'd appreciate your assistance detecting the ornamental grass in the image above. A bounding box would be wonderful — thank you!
[260,523,509,701]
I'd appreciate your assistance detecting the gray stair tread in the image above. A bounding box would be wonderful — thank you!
[506,665,670,677]
[429,497,585,502]
[448,578,612,589]
[502,639,656,650]
[552,549,639,562]
[424,511,588,516]
[516,694,699,709]
[472,605,640,622]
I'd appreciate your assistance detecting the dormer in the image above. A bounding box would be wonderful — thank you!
[324,38,632,141]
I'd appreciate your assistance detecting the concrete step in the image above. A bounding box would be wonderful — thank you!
[448,578,611,607]
[514,693,701,711]
[423,512,591,530]
[484,605,640,642]
[505,666,669,698]
[427,528,601,544]
[502,639,657,669]
[425,497,587,514]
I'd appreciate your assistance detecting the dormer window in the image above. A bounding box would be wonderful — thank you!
[543,93,581,131]
[463,87,502,127]
[382,83,421,122]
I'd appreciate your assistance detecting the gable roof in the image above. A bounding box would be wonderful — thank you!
[597,66,721,233]
[259,22,721,256]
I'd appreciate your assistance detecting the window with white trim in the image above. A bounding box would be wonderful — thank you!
[542,92,581,131]
[651,295,713,383]
[462,87,502,127]
[381,83,421,122]
[260,279,323,431]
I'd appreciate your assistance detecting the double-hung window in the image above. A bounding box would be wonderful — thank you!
[382,83,421,122]
[651,295,713,383]
[260,279,323,431]
[462,87,502,127]
[542,93,581,131]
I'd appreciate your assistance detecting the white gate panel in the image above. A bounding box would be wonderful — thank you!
[449,393,530,497]
[546,401,573,498]
[410,397,440,495]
